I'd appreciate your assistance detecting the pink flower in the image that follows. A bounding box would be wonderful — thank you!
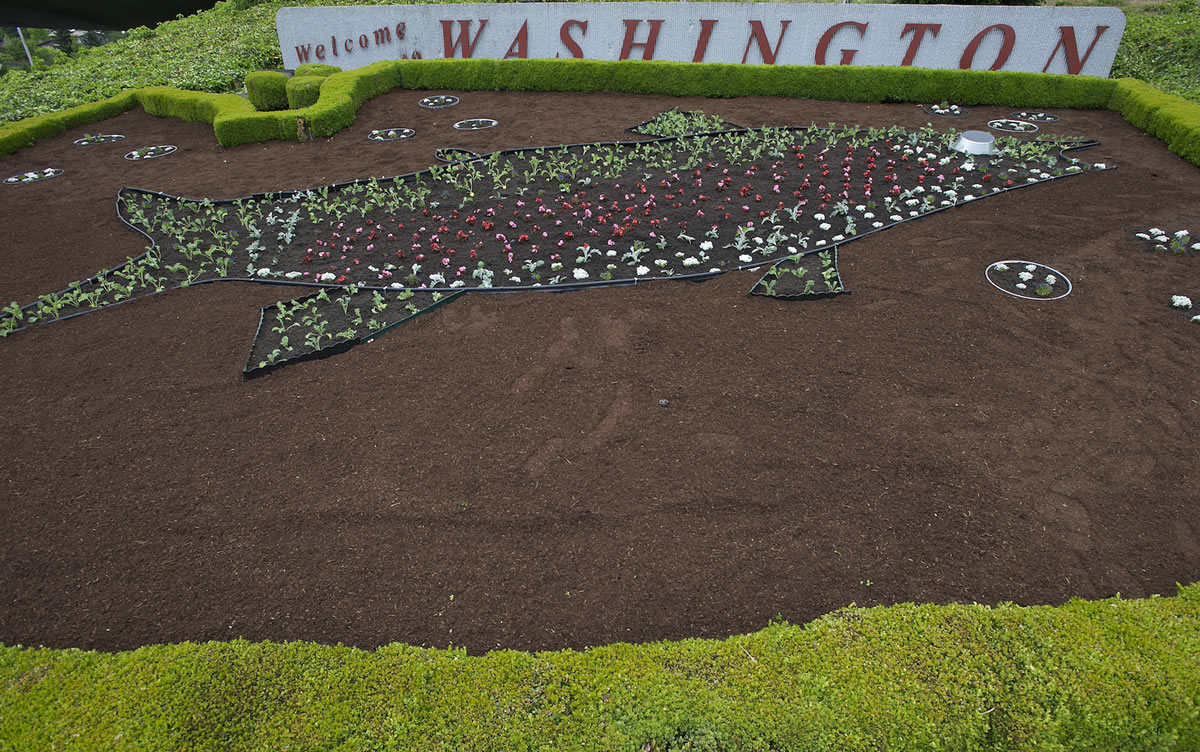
[441,257,450,267]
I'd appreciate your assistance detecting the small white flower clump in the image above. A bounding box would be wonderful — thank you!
[1170,295,1192,309]
[682,257,700,267]
[1018,271,1034,282]
[573,268,589,280]
[738,254,754,263]
[699,240,714,252]
[993,263,1009,272]
[636,265,650,276]
[1045,274,1057,285]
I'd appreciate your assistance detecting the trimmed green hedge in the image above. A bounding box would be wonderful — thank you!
[1109,77,1200,165]
[2,586,1198,750]
[2,59,1198,164]
[244,70,289,111]
[294,62,341,77]
[0,91,138,156]
[285,75,324,110]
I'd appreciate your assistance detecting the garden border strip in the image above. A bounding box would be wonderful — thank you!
[0,60,1198,166]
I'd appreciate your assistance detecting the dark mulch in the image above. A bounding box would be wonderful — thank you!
[1,91,1198,654]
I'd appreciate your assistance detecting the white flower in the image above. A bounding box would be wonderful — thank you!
[832,235,844,242]
[1093,163,1107,169]
[551,262,563,271]
[1135,233,1150,240]
[319,272,336,282]
[509,276,521,283]
[738,254,754,263]
[606,250,617,257]
[890,215,903,222]
[1018,271,1033,281]
[1170,295,1192,309]
[450,280,466,288]
[636,265,650,276]
[993,263,1009,272]
[813,213,825,221]
[872,222,883,228]
[819,222,832,231]
[1192,243,1200,250]
[699,240,713,251]
[1025,264,1037,272]
[256,268,272,277]
[655,259,668,267]
[1174,229,1189,238]
[1149,227,1163,235]
[573,268,589,280]
[863,212,874,219]
[682,257,700,267]
[1016,283,1027,289]
[1045,274,1057,285]
[285,271,302,279]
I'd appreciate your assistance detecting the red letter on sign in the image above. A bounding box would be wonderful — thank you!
[959,24,1015,70]
[1042,25,1109,74]
[505,20,529,59]
[814,21,867,66]
[742,20,791,65]
[315,44,326,61]
[441,20,488,58]
[899,23,940,67]
[693,19,718,63]
[559,20,587,59]
[294,44,312,64]
[619,20,664,60]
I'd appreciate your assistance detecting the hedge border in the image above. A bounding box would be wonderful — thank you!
[1,585,1197,751]
[0,60,1198,166]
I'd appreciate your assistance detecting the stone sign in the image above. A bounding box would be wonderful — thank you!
[277,3,1125,77]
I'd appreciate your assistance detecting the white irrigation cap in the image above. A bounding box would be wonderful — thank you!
[952,130,997,155]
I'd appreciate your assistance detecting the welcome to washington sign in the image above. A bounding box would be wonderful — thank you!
[277,3,1125,77]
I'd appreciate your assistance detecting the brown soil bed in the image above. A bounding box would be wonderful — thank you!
[1,91,1198,654]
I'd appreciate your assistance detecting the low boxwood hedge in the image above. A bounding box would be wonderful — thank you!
[284,75,324,110]
[1,585,1197,750]
[245,70,289,111]
[1,59,1197,165]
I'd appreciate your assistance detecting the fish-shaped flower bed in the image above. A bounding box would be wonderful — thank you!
[0,121,1109,376]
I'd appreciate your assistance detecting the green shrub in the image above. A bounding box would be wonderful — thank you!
[285,75,324,110]
[0,91,138,158]
[0,586,1197,751]
[245,70,288,111]
[294,63,340,77]
[1109,77,1200,164]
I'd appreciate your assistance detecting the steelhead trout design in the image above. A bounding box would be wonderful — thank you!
[0,120,1109,376]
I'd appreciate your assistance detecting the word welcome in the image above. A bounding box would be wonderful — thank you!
[277,3,1126,76]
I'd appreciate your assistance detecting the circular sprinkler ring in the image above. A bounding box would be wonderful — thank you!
[5,167,63,185]
[986,260,1071,301]
[1010,111,1058,123]
[988,119,1039,134]
[73,134,125,145]
[951,130,997,156]
[924,102,968,117]
[452,118,498,131]
[435,147,479,163]
[368,127,415,142]
[419,95,459,109]
[124,144,177,161]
